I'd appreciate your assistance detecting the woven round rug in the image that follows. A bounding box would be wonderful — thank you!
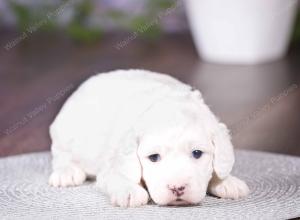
[0,150,299,220]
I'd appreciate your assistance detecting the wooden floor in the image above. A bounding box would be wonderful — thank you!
[0,31,299,157]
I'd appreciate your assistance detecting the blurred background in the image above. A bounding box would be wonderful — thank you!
[0,0,299,157]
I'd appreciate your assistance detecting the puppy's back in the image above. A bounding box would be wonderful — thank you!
[50,69,191,156]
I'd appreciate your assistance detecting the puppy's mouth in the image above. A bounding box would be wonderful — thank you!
[168,198,190,206]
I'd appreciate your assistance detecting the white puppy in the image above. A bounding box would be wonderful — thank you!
[49,69,249,207]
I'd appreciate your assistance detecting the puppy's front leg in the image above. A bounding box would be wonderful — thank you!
[208,175,250,200]
[97,171,149,207]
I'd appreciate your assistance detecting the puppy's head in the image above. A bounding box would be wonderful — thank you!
[135,98,234,205]
[137,124,212,205]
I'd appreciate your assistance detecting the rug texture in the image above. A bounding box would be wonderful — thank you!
[0,150,300,220]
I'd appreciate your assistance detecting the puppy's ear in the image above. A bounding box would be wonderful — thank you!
[117,134,143,184]
[211,123,235,180]
[191,91,234,179]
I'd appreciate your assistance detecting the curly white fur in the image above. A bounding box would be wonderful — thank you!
[49,69,249,207]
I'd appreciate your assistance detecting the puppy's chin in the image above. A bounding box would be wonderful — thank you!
[150,192,205,206]
[165,198,198,206]
[154,197,202,206]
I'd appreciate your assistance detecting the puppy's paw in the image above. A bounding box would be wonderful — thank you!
[110,184,149,208]
[208,175,250,199]
[49,166,86,187]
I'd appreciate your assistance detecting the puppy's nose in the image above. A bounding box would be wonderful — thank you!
[167,185,186,197]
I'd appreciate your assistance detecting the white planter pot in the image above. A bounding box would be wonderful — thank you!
[185,0,299,64]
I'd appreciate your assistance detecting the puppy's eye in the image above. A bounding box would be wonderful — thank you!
[192,150,203,159]
[148,154,161,162]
